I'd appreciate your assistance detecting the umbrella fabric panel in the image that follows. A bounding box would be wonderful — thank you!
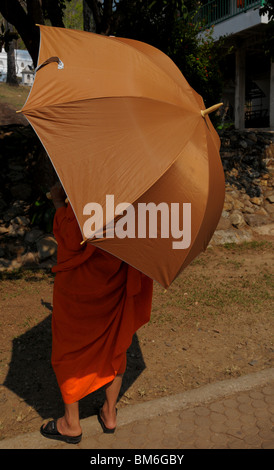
[110,36,192,96]
[174,121,225,281]
[23,25,197,114]
[24,96,201,235]
[86,119,224,288]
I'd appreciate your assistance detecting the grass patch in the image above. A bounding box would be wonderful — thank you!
[0,82,29,109]
[151,254,274,325]
[221,240,273,251]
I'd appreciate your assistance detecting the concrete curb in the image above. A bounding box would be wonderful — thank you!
[115,367,274,426]
[1,367,273,449]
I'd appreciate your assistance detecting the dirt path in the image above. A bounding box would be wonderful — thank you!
[0,240,273,441]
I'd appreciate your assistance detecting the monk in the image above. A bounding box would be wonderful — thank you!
[40,183,153,444]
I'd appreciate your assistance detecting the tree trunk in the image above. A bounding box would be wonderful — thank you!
[6,22,18,86]
[26,0,44,25]
[0,0,42,67]
[83,0,96,32]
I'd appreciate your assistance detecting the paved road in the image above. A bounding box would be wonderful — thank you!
[0,368,273,462]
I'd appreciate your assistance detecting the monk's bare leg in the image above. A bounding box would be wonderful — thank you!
[101,374,123,429]
[56,402,82,436]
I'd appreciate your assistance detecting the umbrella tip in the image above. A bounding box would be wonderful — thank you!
[201,103,223,118]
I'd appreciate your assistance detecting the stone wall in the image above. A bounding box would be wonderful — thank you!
[0,125,58,272]
[0,125,273,272]
[211,129,274,245]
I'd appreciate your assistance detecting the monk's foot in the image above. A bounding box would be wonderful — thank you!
[100,405,117,430]
[56,416,82,437]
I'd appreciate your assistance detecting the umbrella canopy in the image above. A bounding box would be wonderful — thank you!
[19,25,225,288]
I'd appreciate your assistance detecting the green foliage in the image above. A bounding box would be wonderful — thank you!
[113,1,225,107]
[63,0,83,30]
[42,0,72,25]
[168,15,225,107]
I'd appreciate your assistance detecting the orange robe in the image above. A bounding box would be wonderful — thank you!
[51,204,153,404]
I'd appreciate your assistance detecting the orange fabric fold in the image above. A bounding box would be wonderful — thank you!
[51,204,153,404]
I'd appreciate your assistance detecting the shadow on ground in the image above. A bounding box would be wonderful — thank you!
[4,299,146,420]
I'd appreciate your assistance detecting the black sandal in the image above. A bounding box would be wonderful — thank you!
[40,419,82,444]
[97,407,117,434]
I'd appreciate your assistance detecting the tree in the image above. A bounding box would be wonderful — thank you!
[83,0,93,32]
[260,0,274,61]
[63,0,83,30]
[84,0,114,34]
[0,0,225,106]
[0,0,71,66]
[0,19,19,86]
[6,22,18,86]
[85,0,224,106]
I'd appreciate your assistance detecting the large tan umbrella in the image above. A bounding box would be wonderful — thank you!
[18,25,225,289]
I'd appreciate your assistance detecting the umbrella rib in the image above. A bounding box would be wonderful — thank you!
[19,94,199,117]
[108,36,196,106]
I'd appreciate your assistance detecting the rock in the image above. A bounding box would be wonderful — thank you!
[221,210,230,218]
[250,196,263,206]
[239,140,248,149]
[223,202,233,211]
[36,235,57,261]
[216,216,232,231]
[265,203,274,215]
[8,170,25,182]
[3,201,25,222]
[24,229,44,244]
[210,229,253,246]
[255,207,268,216]
[252,223,274,236]
[10,183,32,200]
[0,226,9,235]
[0,258,10,269]
[248,360,258,366]
[8,222,27,237]
[20,251,39,267]
[11,216,30,226]
[266,194,274,203]
[244,213,270,227]
[243,206,255,214]
[39,257,57,269]
[233,199,245,211]
[230,210,246,228]
[225,193,234,203]
[248,133,257,143]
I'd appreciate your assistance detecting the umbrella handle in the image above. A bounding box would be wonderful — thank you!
[36,56,64,73]
[201,103,223,118]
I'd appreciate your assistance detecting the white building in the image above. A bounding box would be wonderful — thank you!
[21,65,35,86]
[0,49,34,85]
[195,0,273,129]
